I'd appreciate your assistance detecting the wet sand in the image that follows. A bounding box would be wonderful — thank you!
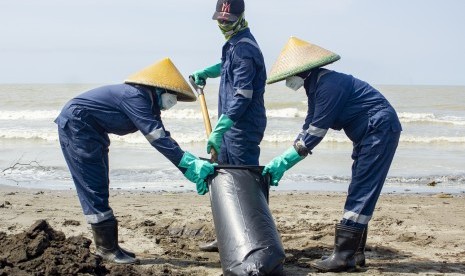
[1,185,464,275]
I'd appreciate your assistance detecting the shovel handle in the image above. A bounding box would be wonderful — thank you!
[198,94,218,163]
[189,75,218,163]
[198,94,212,135]
[188,75,205,94]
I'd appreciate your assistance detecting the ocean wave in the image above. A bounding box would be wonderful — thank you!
[1,128,465,145]
[283,173,465,186]
[397,112,465,126]
[2,163,465,189]
[0,129,58,141]
[266,108,307,118]
[1,109,465,124]
[0,108,305,120]
[0,109,215,121]
[0,110,60,120]
[1,164,186,184]
[400,135,465,144]
[161,109,217,119]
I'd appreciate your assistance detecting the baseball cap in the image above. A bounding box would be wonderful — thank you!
[212,0,244,22]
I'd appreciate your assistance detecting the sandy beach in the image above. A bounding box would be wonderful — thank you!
[1,185,464,275]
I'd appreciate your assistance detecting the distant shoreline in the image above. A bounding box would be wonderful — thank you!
[1,183,464,195]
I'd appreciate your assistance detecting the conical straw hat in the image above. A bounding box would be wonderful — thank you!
[125,58,196,102]
[267,37,340,84]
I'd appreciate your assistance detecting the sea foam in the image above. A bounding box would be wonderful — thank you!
[1,109,465,124]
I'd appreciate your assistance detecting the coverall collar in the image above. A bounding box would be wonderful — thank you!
[304,68,320,94]
[128,83,160,113]
[224,27,251,46]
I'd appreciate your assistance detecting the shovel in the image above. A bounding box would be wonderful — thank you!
[189,76,218,162]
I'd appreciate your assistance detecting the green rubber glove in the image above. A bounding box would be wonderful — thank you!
[179,151,216,195]
[207,114,234,154]
[262,147,304,186]
[191,63,221,86]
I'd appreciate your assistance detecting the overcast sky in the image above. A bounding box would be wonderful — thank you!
[1,0,464,85]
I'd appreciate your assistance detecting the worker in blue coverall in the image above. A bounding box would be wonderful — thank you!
[264,37,402,272]
[55,58,216,264]
[190,0,267,252]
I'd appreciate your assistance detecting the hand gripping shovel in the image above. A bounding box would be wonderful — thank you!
[188,76,218,162]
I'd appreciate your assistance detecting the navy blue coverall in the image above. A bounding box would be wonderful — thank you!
[218,28,267,165]
[297,68,402,228]
[55,84,185,224]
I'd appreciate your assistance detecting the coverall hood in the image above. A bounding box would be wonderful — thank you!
[125,58,196,102]
[267,36,340,84]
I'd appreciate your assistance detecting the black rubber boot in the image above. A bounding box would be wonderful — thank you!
[354,226,367,267]
[321,226,368,267]
[91,219,139,264]
[120,246,136,258]
[311,223,364,272]
[199,239,219,252]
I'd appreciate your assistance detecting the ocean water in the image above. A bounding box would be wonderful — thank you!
[1,83,464,193]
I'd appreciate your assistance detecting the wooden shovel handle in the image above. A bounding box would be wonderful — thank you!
[199,95,218,163]
[189,76,218,163]
[198,94,212,135]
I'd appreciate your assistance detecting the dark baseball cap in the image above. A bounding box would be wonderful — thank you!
[212,0,244,22]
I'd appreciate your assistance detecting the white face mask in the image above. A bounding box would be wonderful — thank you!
[285,76,305,91]
[160,93,177,110]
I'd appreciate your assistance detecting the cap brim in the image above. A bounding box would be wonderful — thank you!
[212,11,238,22]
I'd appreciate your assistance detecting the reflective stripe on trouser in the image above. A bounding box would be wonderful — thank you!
[218,136,260,165]
[57,114,114,224]
[342,124,400,227]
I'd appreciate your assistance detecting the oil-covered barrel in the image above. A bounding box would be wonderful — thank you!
[208,165,285,276]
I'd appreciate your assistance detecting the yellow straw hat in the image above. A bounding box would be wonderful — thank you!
[267,36,340,84]
[125,58,196,102]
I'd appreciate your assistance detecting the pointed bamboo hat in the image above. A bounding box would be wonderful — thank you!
[125,58,196,102]
[267,36,340,84]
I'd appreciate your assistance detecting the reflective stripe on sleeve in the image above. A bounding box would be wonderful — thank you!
[343,210,371,225]
[307,125,328,138]
[236,89,253,99]
[145,128,166,143]
[85,210,114,224]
